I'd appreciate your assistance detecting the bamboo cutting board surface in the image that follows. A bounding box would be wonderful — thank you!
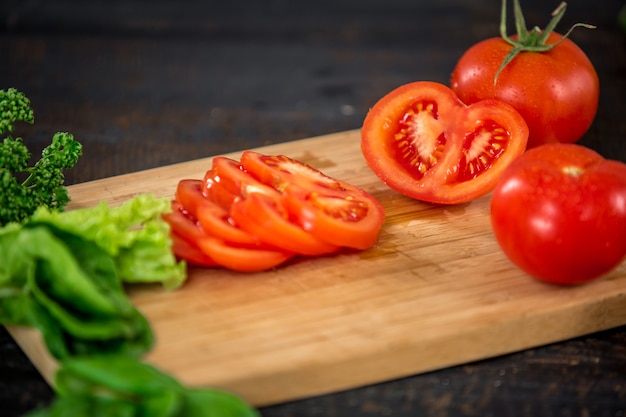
[7,129,626,406]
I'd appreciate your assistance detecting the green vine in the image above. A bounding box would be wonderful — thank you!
[494,0,595,85]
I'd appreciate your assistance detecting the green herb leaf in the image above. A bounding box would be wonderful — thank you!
[25,356,260,417]
[0,224,154,359]
[0,89,82,226]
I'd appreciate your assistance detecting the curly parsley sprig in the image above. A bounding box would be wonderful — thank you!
[0,88,82,225]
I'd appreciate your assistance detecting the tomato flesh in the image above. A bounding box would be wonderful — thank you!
[361,81,528,204]
[230,192,339,256]
[490,143,626,284]
[176,179,260,246]
[456,120,508,182]
[168,179,295,272]
[164,200,208,244]
[163,202,219,267]
[202,168,239,209]
[241,150,386,249]
[240,150,352,196]
[204,156,279,207]
[283,188,385,250]
[392,99,445,180]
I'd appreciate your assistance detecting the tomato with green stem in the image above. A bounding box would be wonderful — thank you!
[361,81,528,205]
[450,0,599,148]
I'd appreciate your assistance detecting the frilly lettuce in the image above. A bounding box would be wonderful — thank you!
[30,193,186,289]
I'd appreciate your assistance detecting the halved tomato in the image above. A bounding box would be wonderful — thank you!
[230,192,339,256]
[361,81,529,204]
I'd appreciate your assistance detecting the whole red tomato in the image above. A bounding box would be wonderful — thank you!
[450,2,599,149]
[490,143,626,285]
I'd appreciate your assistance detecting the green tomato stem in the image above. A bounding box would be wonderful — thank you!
[494,0,596,86]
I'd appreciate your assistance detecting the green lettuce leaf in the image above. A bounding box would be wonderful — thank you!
[30,193,186,289]
[0,224,153,359]
[25,356,260,417]
[0,193,186,358]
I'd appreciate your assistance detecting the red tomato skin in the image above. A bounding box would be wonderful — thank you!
[195,236,294,273]
[490,144,626,285]
[451,32,599,149]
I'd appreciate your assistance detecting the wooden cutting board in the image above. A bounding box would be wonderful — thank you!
[7,129,626,406]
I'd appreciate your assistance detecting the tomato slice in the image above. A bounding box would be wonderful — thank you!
[202,168,239,210]
[162,202,219,267]
[206,156,279,204]
[195,203,260,247]
[164,198,293,271]
[195,235,294,272]
[361,81,529,204]
[230,192,339,256]
[175,179,208,217]
[168,151,387,271]
[240,150,352,196]
[163,200,207,243]
[239,150,385,249]
[282,187,385,250]
[170,233,218,267]
[176,179,260,246]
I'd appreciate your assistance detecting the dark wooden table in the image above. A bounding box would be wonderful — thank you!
[2,0,626,415]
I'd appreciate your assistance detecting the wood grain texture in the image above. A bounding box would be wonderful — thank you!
[9,129,626,406]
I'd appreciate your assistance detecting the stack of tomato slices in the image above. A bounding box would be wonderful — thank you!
[163,151,386,272]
